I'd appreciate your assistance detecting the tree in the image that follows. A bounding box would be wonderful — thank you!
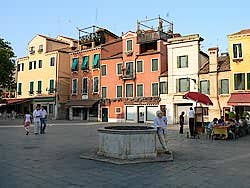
[0,38,16,93]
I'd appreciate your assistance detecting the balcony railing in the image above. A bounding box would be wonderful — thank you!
[137,30,171,44]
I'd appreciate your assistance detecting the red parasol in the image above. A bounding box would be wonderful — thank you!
[184,92,213,106]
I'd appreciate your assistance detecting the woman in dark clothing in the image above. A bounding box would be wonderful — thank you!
[179,112,185,134]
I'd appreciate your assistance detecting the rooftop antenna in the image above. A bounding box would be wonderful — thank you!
[95,8,98,24]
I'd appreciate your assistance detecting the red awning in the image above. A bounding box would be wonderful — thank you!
[6,98,31,105]
[228,93,250,106]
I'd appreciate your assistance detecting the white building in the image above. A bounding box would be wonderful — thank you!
[160,34,208,124]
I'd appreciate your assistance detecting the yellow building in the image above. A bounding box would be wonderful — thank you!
[16,35,77,119]
[199,48,231,122]
[227,29,250,115]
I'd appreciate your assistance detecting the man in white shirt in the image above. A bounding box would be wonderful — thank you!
[40,107,48,134]
[188,107,195,137]
[153,110,171,154]
[33,105,41,134]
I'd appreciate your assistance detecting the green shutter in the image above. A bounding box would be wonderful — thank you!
[176,79,179,92]
[177,56,180,68]
[72,58,79,71]
[81,56,89,70]
[218,80,221,94]
[73,79,77,93]
[247,73,250,90]
[234,74,237,90]
[187,79,190,91]
[18,83,22,95]
[93,54,100,68]
[207,80,210,94]
[38,81,42,93]
[30,82,34,93]
[239,44,242,58]
[233,44,237,58]
[50,80,54,93]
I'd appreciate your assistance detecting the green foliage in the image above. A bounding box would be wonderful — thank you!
[0,38,16,91]
[228,111,236,119]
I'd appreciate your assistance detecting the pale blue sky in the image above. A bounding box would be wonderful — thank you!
[1,0,249,57]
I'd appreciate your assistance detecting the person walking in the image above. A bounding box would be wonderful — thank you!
[24,111,32,135]
[189,107,195,138]
[179,111,185,134]
[153,110,171,154]
[40,107,47,134]
[33,105,41,135]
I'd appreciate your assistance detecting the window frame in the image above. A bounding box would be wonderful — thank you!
[115,107,122,114]
[116,63,123,75]
[116,85,123,98]
[234,73,245,90]
[49,79,55,94]
[81,55,89,71]
[159,81,168,94]
[50,57,55,66]
[151,58,159,72]
[125,62,134,76]
[151,82,159,96]
[136,60,144,73]
[177,55,188,68]
[29,81,34,95]
[93,77,99,93]
[37,80,42,94]
[177,78,190,93]
[126,39,133,52]
[136,83,144,97]
[72,78,78,95]
[38,60,42,68]
[233,43,243,59]
[219,79,229,95]
[101,64,107,76]
[17,83,22,95]
[199,80,210,95]
[29,61,32,70]
[82,77,88,94]
[125,83,134,98]
[92,53,100,69]
[101,86,107,98]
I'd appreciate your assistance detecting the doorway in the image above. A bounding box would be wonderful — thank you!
[138,106,145,123]
[102,108,108,122]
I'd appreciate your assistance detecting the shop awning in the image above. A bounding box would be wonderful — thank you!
[6,98,31,105]
[65,100,99,108]
[72,58,79,71]
[228,93,250,106]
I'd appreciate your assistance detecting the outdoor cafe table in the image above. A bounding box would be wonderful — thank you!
[212,125,231,140]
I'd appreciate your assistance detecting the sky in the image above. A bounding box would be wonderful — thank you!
[1,0,250,58]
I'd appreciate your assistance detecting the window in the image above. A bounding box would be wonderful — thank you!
[33,61,36,69]
[200,80,210,95]
[126,40,132,52]
[82,78,88,94]
[17,83,22,95]
[37,81,42,94]
[177,78,190,92]
[49,79,55,93]
[93,77,99,93]
[30,46,35,54]
[81,56,89,70]
[152,83,159,96]
[126,84,133,97]
[116,86,122,98]
[137,84,144,97]
[219,79,229,94]
[21,63,24,71]
[234,73,245,90]
[72,79,78,95]
[38,45,43,52]
[72,58,78,71]
[247,73,250,90]
[93,54,100,69]
[137,60,143,73]
[29,61,32,70]
[102,87,107,98]
[126,62,133,76]
[177,55,188,68]
[151,59,158,71]
[29,81,34,94]
[117,63,122,75]
[101,65,107,76]
[159,82,168,94]
[17,64,20,71]
[38,60,42,68]
[115,107,122,114]
[50,57,55,66]
[233,43,242,59]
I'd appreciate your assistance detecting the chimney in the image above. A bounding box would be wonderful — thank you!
[91,42,95,48]
[208,47,219,72]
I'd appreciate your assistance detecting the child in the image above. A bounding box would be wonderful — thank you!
[24,111,32,135]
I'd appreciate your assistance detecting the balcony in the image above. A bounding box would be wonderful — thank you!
[137,30,171,44]
[120,73,134,80]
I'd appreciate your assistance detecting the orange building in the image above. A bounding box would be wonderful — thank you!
[66,26,118,120]
[100,17,173,122]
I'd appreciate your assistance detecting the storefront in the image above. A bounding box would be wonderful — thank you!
[228,93,250,116]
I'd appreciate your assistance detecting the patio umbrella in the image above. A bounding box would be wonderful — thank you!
[184,92,213,106]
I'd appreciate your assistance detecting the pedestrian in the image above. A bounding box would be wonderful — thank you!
[153,110,171,154]
[40,106,47,134]
[24,111,32,135]
[11,110,16,120]
[188,107,195,138]
[33,105,41,135]
[179,111,185,134]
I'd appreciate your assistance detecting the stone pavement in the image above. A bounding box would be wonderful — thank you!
[1,122,250,188]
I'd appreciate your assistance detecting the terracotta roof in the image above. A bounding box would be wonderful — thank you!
[57,35,78,42]
[230,29,250,36]
[199,54,230,74]
[38,34,70,45]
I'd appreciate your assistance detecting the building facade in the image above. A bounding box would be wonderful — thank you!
[66,27,119,121]
[227,29,250,115]
[160,34,208,124]
[16,35,77,119]
[199,47,231,122]
[100,17,172,123]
